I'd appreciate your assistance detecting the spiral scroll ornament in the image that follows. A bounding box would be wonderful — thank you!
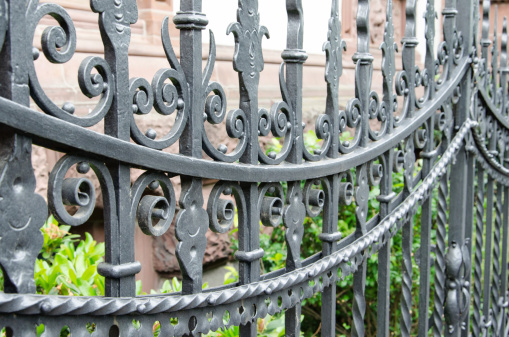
[257,183,285,228]
[130,172,176,237]
[26,2,115,127]
[202,31,248,162]
[395,70,411,126]
[207,182,246,234]
[128,17,189,150]
[48,156,115,227]
[0,122,481,337]
[338,98,362,154]
[258,65,296,164]
[303,179,329,218]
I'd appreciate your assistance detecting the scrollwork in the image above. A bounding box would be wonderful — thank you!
[130,17,189,150]
[207,181,245,234]
[367,91,388,140]
[435,41,450,90]
[258,183,285,228]
[26,2,115,127]
[258,65,296,164]
[394,70,410,126]
[338,97,362,153]
[201,31,248,162]
[415,67,431,108]
[48,155,114,227]
[303,178,330,218]
[130,171,176,237]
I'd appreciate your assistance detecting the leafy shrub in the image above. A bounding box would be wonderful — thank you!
[35,216,105,296]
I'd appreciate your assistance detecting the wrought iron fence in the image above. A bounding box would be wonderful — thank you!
[0,0,507,335]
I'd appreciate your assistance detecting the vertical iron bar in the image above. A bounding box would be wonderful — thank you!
[377,0,398,333]
[229,1,267,336]
[92,0,140,297]
[467,2,481,333]
[447,0,474,335]
[492,182,503,336]
[484,169,495,334]
[320,1,344,335]
[352,164,369,337]
[481,0,492,91]
[0,0,46,296]
[401,0,417,120]
[473,167,486,337]
[174,0,209,299]
[461,144,476,337]
[351,0,372,334]
[400,136,415,337]
[321,174,339,337]
[376,149,394,337]
[283,1,306,335]
[417,1,437,333]
[433,156,448,337]
[500,185,509,335]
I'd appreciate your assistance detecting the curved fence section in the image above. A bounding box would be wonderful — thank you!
[0,0,508,336]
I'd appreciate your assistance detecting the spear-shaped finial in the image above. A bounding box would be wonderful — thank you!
[482,0,492,47]
[501,17,507,68]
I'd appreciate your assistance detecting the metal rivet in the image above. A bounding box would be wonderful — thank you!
[148,180,160,191]
[62,102,75,114]
[146,129,157,140]
[77,162,90,174]
[218,144,228,154]
[32,47,40,60]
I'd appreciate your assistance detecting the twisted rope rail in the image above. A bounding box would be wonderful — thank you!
[0,119,487,319]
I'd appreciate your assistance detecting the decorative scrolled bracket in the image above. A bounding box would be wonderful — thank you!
[444,239,471,334]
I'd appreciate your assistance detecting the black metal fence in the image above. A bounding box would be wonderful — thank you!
[0,0,507,335]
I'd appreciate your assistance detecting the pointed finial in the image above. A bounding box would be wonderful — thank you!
[482,0,492,46]
[501,17,507,68]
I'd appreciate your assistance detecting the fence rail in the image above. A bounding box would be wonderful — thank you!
[0,0,507,336]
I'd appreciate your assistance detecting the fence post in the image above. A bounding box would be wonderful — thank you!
[446,0,474,335]
[0,0,46,296]
[174,0,209,300]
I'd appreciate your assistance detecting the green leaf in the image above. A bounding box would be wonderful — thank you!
[74,253,86,277]
[136,280,143,296]
[81,265,96,281]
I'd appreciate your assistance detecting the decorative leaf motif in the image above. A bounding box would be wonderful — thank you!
[380,0,397,81]
[283,184,306,269]
[355,164,369,231]
[91,0,138,43]
[0,135,46,293]
[324,0,346,92]
[444,241,471,334]
[175,179,208,289]
[227,0,269,92]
